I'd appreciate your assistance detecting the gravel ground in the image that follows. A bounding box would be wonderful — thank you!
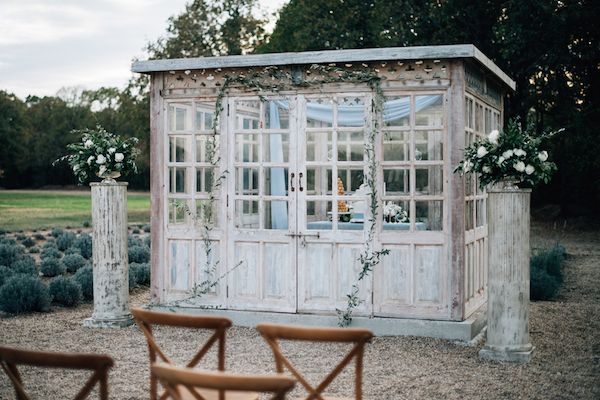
[1,223,598,399]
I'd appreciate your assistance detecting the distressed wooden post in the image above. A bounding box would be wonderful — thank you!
[479,181,534,362]
[84,180,134,328]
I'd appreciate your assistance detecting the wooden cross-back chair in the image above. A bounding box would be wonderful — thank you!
[0,346,114,400]
[152,363,296,400]
[256,324,373,400]
[132,307,258,400]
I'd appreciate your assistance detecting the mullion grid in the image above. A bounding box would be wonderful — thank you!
[381,92,446,232]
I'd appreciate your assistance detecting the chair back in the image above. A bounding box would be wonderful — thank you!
[152,363,296,400]
[131,307,232,400]
[0,346,113,400]
[256,323,373,400]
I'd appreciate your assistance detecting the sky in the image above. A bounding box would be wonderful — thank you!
[0,0,288,100]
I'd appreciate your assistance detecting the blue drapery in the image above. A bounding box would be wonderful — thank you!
[267,95,441,228]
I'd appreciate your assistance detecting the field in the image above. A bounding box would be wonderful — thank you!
[0,190,150,231]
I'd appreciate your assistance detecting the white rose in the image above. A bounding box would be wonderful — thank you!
[497,156,505,165]
[96,154,106,164]
[98,165,107,176]
[84,139,93,148]
[73,165,79,172]
[477,146,488,158]
[488,130,500,144]
[513,161,525,172]
[525,164,535,175]
[87,155,95,165]
[502,150,513,158]
[538,151,548,161]
[482,166,491,173]
[463,160,473,173]
[114,153,124,162]
[514,149,526,157]
[108,147,116,154]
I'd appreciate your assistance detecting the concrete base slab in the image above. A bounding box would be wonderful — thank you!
[83,314,134,328]
[147,306,487,341]
[479,344,534,363]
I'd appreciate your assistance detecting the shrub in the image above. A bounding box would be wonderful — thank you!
[130,263,151,288]
[51,228,65,238]
[34,233,45,240]
[0,266,13,287]
[29,247,40,254]
[42,240,57,249]
[132,228,140,234]
[40,258,65,277]
[142,224,151,233]
[0,243,24,267]
[21,237,35,248]
[56,232,76,251]
[129,245,150,264]
[143,236,151,248]
[11,256,37,275]
[83,220,90,228]
[530,244,566,301]
[64,246,82,256]
[0,275,51,314]
[41,246,62,260]
[74,234,93,259]
[16,234,27,241]
[62,254,87,273]
[74,265,93,300]
[128,235,142,248]
[49,276,82,307]
[0,237,17,246]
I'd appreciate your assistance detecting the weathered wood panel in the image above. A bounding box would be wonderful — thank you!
[168,240,191,291]
[414,245,444,304]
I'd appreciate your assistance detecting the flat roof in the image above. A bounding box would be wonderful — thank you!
[132,44,515,90]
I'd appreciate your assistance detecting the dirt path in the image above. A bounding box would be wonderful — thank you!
[1,224,598,399]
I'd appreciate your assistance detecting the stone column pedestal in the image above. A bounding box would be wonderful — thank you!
[84,180,134,328]
[479,181,534,363]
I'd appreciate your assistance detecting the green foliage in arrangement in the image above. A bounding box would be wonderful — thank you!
[49,276,82,307]
[0,274,51,314]
[55,125,140,184]
[73,265,93,300]
[530,244,567,301]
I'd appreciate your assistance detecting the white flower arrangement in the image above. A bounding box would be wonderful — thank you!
[383,202,408,223]
[455,119,559,189]
[55,125,140,184]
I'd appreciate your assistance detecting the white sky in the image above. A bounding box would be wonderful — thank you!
[0,0,288,100]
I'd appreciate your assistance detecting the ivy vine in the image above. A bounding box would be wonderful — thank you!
[179,63,390,325]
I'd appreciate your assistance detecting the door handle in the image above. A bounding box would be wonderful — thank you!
[299,172,304,192]
[290,172,295,192]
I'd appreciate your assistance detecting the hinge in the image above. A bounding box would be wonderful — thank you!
[226,285,229,297]
[227,103,230,116]
[226,195,229,207]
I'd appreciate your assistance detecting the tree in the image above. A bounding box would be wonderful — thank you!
[0,91,28,188]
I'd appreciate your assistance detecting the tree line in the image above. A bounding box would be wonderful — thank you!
[1,0,598,215]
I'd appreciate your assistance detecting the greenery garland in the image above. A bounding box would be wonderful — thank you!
[181,64,389,326]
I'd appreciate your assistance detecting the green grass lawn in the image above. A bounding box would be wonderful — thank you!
[0,190,150,232]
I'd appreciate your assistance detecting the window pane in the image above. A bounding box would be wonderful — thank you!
[306,167,332,195]
[307,98,333,128]
[416,200,443,231]
[263,133,289,163]
[476,199,485,227]
[235,134,259,162]
[383,131,409,161]
[383,96,410,127]
[168,199,188,224]
[265,100,290,129]
[337,168,364,195]
[196,199,218,227]
[465,200,474,231]
[383,168,409,195]
[265,167,289,196]
[306,132,332,162]
[264,200,288,229]
[236,167,259,195]
[236,100,260,130]
[235,200,259,229]
[383,200,410,230]
[169,137,188,162]
[337,131,364,161]
[196,135,218,163]
[169,167,188,194]
[415,95,443,127]
[169,104,190,131]
[415,166,444,195]
[196,168,214,193]
[306,201,332,230]
[196,105,215,131]
[415,131,443,161]
[338,96,365,127]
